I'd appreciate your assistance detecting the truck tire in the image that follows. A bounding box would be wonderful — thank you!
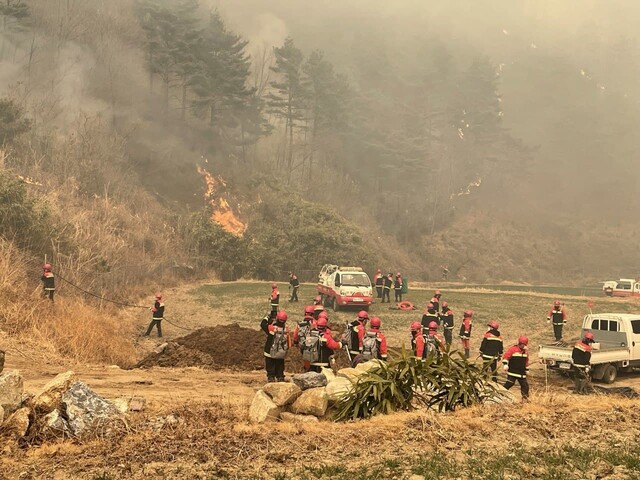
[333,298,340,312]
[602,364,617,384]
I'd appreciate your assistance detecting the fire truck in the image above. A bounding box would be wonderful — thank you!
[316,264,373,311]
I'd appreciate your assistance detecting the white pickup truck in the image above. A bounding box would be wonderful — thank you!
[317,264,373,311]
[539,313,640,384]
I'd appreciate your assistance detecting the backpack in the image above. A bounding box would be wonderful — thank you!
[361,332,379,361]
[269,326,289,359]
[340,323,355,350]
[303,329,321,363]
[297,321,312,350]
[423,334,439,358]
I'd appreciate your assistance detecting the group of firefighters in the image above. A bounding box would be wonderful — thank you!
[372,269,406,303]
[261,286,597,398]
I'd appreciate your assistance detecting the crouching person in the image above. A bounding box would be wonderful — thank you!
[261,310,290,382]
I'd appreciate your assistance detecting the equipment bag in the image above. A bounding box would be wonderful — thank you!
[302,329,321,363]
[297,321,311,350]
[423,334,439,358]
[340,323,355,350]
[269,326,289,359]
[361,332,379,360]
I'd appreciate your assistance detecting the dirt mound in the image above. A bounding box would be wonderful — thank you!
[134,323,307,372]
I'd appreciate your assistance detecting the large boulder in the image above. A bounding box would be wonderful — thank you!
[34,371,77,414]
[249,390,281,423]
[325,377,353,403]
[355,359,383,373]
[0,370,23,415]
[292,372,327,390]
[321,367,335,384]
[279,412,319,423]
[336,367,366,384]
[290,387,328,417]
[61,382,121,436]
[1,407,31,438]
[41,409,70,437]
[263,383,302,407]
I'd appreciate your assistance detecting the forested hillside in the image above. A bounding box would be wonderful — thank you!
[1,0,639,284]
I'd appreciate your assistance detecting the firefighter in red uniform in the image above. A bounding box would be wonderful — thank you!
[410,321,425,358]
[459,310,473,358]
[381,273,393,303]
[547,300,567,342]
[421,303,439,329]
[289,273,299,302]
[309,317,342,373]
[441,302,454,346]
[571,332,595,394]
[345,310,368,365]
[431,290,442,313]
[374,268,384,298]
[270,283,280,314]
[144,292,165,337]
[313,295,324,320]
[361,317,388,361]
[394,272,403,302]
[41,263,55,301]
[293,306,316,371]
[479,320,504,382]
[423,321,445,359]
[502,336,530,400]
[261,310,289,382]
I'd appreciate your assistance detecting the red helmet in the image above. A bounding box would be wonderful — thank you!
[43,263,52,271]
[518,335,529,346]
[583,332,595,342]
[442,301,448,308]
[396,272,401,276]
[314,295,322,303]
[155,292,162,300]
[434,290,441,296]
[464,310,473,317]
[317,318,328,329]
[357,310,369,319]
[304,305,315,315]
[318,311,328,320]
[427,302,435,310]
[488,320,500,329]
[428,321,438,331]
[276,311,288,322]
[554,300,561,307]
[376,268,381,273]
[410,321,421,332]
[370,317,381,328]
[271,283,277,289]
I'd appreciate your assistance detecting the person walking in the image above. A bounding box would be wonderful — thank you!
[261,310,290,382]
[502,336,530,400]
[479,320,504,382]
[571,332,595,394]
[547,300,567,343]
[289,273,300,302]
[459,310,473,358]
[41,263,55,301]
[144,292,165,337]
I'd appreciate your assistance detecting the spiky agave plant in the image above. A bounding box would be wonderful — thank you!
[334,346,499,420]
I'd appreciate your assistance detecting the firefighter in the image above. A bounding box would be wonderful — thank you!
[381,273,393,303]
[345,310,368,365]
[441,301,454,346]
[313,295,324,319]
[430,290,442,313]
[374,268,384,298]
[410,321,425,358]
[459,309,473,358]
[394,272,403,302]
[547,300,567,343]
[424,321,445,359]
[293,306,316,354]
[41,263,55,301]
[571,332,595,394]
[502,336,530,400]
[361,316,388,361]
[261,310,289,382]
[479,320,504,382]
[309,317,342,373]
[270,283,279,314]
[289,273,299,302]
[421,303,439,329]
[144,292,165,337]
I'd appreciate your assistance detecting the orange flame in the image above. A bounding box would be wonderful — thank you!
[196,165,246,236]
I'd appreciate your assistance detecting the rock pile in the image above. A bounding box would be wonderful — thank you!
[249,361,384,423]
[0,370,130,443]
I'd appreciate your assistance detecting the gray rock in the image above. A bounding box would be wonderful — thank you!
[41,409,70,436]
[279,412,319,423]
[1,407,30,438]
[34,371,76,414]
[291,372,327,390]
[0,370,23,415]
[248,390,281,423]
[325,377,353,403]
[263,382,302,407]
[290,387,328,417]
[61,382,121,436]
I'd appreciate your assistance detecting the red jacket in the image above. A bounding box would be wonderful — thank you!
[347,319,366,355]
[502,345,529,377]
[412,331,425,358]
[368,327,388,359]
[459,317,472,339]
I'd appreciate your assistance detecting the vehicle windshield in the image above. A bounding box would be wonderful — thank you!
[616,281,632,290]
[340,273,371,287]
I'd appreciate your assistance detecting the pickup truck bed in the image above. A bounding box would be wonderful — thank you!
[539,344,631,383]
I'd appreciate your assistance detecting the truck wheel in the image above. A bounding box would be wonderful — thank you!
[333,298,340,312]
[602,364,617,384]
[323,295,331,308]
